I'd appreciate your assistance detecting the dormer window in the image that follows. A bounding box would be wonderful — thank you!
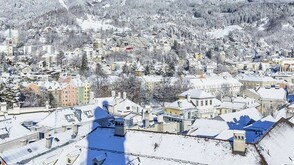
[65,114,75,122]
[84,111,93,118]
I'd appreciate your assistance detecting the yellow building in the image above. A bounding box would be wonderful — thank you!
[164,100,196,118]
[83,83,91,104]
[194,53,203,61]
[141,76,163,91]
[280,58,294,71]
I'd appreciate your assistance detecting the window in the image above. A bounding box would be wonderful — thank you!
[201,101,203,106]
[210,100,212,105]
[65,114,75,122]
[84,111,93,118]
[54,138,60,142]
[27,148,32,153]
[205,100,208,106]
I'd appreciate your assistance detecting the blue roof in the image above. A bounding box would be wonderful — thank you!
[226,116,275,143]
[244,120,275,132]
[287,94,294,103]
[227,115,255,130]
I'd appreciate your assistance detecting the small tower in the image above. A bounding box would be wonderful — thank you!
[0,102,7,112]
[233,130,246,155]
[143,105,152,128]
[45,101,50,110]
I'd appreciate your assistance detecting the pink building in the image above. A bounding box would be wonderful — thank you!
[61,83,77,107]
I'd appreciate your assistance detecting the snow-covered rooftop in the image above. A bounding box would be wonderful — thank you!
[0,118,32,145]
[179,89,215,99]
[218,108,262,122]
[166,99,195,110]
[257,119,294,165]
[74,127,260,164]
[218,102,245,110]
[1,122,98,164]
[248,87,287,100]
[238,75,276,82]
[188,119,229,137]
[37,104,109,128]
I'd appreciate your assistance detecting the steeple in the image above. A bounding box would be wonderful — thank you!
[9,28,12,39]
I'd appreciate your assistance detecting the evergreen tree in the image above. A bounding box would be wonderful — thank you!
[259,63,263,70]
[184,60,190,71]
[95,63,107,78]
[56,51,65,66]
[145,64,151,75]
[206,49,212,59]
[80,53,89,76]
[48,92,57,108]
[122,63,129,74]
[165,61,175,77]
[130,63,138,75]
[0,78,20,108]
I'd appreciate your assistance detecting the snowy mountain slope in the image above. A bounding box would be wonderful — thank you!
[0,0,293,52]
[59,0,69,10]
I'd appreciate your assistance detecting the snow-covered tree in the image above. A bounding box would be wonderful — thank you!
[0,78,20,108]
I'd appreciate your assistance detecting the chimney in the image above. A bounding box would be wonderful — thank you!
[123,92,127,100]
[0,102,7,112]
[157,122,164,132]
[114,118,126,136]
[45,101,50,110]
[117,92,121,99]
[62,125,67,132]
[178,100,182,108]
[233,130,246,155]
[13,103,20,113]
[144,109,150,128]
[145,105,151,114]
[187,94,191,102]
[111,91,116,98]
[46,137,52,149]
[20,139,27,147]
[72,124,79,136]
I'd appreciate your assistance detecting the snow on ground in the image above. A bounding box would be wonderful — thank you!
[207,25,243,39]
[76,15,119,31]
[282,23,294,29]
[102,3,111,8]
[257,18,268,31]
[290,117,294,124]
[59,0,68,10]
[121,0,127,6]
